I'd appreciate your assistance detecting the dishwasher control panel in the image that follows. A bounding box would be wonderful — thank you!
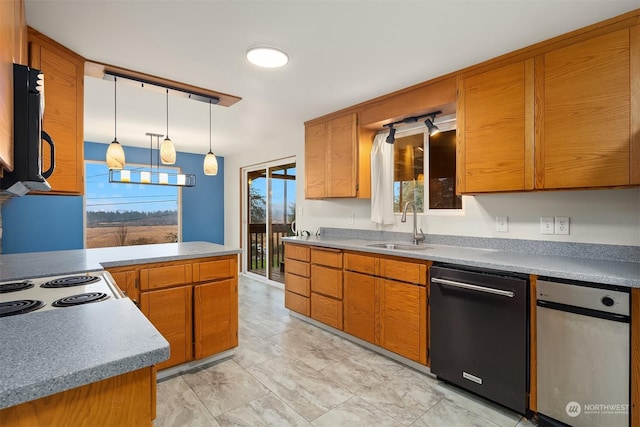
[537,279,629,316]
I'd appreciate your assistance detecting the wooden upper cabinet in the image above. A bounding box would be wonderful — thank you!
[28,27,84,195]
[535,26,639,189]
[305,112,373,199]
[0,0,27,174]
[457,60,534,193]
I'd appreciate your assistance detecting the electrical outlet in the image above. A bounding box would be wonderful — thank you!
[540,217,554,234]
[496,216,508,232]
[348,213,355,225]
[297,206,303,216]
[555,216,570,235]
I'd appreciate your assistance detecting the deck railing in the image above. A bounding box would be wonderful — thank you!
[248,223,291,279]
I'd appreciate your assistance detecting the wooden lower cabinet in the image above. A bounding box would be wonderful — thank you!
[0,367,156,427]
[379,279,427,364]
[140,285,193,371]
[343,271,377,344]
[284,244,311,316]
[194,279,238,359]
[108,255,239,372]
[311,292,343,330]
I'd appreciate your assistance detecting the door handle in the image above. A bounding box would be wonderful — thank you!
[431,277,514,298]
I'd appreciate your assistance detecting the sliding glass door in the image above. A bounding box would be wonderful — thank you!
[243,158,296,283]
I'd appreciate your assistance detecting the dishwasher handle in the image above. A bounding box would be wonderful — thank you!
[431,277,515,298]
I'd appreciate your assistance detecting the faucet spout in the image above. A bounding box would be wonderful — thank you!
[401,201,425,245]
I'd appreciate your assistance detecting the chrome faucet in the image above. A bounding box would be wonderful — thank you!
[401,201,425,245]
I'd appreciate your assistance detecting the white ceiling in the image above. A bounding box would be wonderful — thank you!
[24,0,638,158]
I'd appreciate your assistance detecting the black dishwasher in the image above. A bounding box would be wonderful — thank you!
[430,264,529,415]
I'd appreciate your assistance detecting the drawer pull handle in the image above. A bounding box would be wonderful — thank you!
[431,278,514,298]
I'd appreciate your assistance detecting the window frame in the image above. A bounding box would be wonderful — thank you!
[391,115,464,217]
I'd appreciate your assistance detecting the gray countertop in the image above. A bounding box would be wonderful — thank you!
[283,235,640,288]
[0,241,241,409]
[0,241,242,282]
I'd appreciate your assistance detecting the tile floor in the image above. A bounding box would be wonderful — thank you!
[155,275,537,427]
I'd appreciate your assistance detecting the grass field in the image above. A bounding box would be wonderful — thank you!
[86,225,178,248]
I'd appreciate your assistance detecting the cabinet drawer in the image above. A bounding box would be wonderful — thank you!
[380,259,427,285]
[140,264,192,291]
[285,273,310,297]
[344,252,378,275]
[285,291,310,316]
[311,248,343,268]
[285,259,310,277]
[285,244,310,262]
[311,293,343,330]
[311,265,343,299]
[193,258,237,282]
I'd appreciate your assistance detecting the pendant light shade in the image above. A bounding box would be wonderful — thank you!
[161,89,176,164]
[203,100,218,176]
[106,77,125,169]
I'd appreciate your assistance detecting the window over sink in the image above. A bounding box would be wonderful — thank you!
[392,117,462,214]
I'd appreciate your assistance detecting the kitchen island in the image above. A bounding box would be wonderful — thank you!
[0,241,241,425]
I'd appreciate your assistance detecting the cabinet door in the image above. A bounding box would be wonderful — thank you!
[344,271,377,344]
[194,279,238,359]
[0,0,26,173]
[379,279,427,364]
[327,113,357,197]
[140,286,192,370]
[305,121,327,198]
[310,264,343,299]
[108,269,139,305]
[536,27,637,188]
[28,29,84,195]
[457,60,534,193]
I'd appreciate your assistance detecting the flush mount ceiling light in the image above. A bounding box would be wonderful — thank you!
[106,76,126,169]
[246,46,289,68]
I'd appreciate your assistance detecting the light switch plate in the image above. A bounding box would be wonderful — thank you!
[540,217,554,234]
[496,216,508,232]
[555,216,570,235]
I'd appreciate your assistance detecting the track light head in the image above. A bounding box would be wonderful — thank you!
[424,117,440,136]
[386,126,396,144]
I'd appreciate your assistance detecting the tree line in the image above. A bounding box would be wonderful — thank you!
[87,210,178,227]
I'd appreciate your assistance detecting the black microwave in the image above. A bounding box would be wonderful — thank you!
[0,63,55,196]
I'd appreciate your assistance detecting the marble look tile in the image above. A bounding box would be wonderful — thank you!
[263,328,353,370]
[215,391,312,427]
[311,396,405,427]
[430,380,522,427]
[354,367,444,425]
[413,397,517,427]
[232,332,286,369]
[182,359,271,417]
[319,352,404,394]
[515,417,537,427]
[155,376,219,427]
[246,355,353,421]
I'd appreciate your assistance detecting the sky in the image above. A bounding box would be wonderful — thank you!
[85,162,178,213]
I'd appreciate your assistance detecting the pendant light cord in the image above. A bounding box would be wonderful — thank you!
[114,77,117,140]
[166,89,169,138]
[209,100,212,153]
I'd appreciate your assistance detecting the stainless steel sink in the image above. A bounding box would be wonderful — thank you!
[366,242,431,251]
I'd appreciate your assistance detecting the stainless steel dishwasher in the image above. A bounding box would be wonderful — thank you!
[536,278,630,427]
[430,264,529,415]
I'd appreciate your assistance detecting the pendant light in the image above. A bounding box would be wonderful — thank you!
[203,100,218,176]
[160,89,176,164]
[106,77,125,169]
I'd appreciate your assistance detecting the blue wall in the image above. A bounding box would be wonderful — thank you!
[1,141,224,254]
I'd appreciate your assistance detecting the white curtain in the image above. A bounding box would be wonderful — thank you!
[370,132,395,224]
